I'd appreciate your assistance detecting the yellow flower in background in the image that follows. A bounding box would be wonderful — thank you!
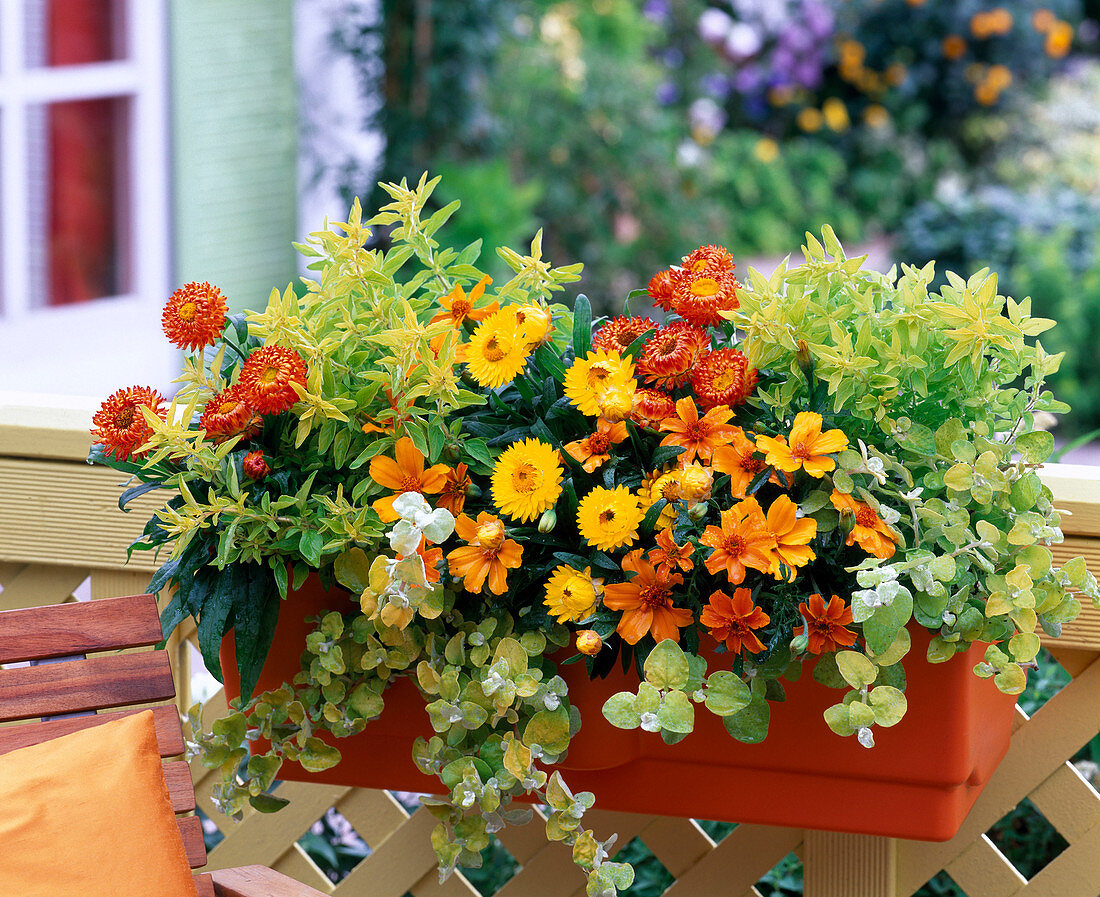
[544,565,602,623]
[823,98,850,132]
[797,107,823,133]
[754,138,779,163]
[863,104,890,129]
[463,311,530,388]
[1045,20,1073,57]
[564,348,635,416]
[577,485,644,551]
[491,438,563,522]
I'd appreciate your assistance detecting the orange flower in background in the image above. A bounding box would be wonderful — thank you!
[648,527,694,575]
[631,388,677,429]
[564,418,629,473]
[671,267,739,329]
[659,396,738,464]
[755,412,848,478]
[830,490,899,559]
[691,348,758,409]
[91,385,166,461]
[711,427,767,498]
[941,34,967,60]
[765,495,817,580]
[603,552,692,645]
[700,497,778,584]
[242,450,269,480]
[647,268,676,311]
[1045,20,1074,57]
[592,315,656,355]
[446,512,523,595]
[430,275,497,328]
[681,243,735,275]
[437,462,472,516]
[701,588,770,655]
[161,281,227,352]
[796,594,857,654]
[637,322,709,389]
[200,385,259,443]
[238,346,308,415]
[368,436,452,522]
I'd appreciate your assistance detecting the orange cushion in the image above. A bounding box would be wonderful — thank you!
[0,710,197,896]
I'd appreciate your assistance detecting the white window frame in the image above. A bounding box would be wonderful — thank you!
[0,0,173,397]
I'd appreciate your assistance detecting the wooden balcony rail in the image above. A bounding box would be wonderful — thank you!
[2,391,1098,897]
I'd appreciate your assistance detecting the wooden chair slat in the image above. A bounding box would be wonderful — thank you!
[166,760,197,813]
[0,651,175,722]
[0,594,162,663]
[195,873,216,897]
[0,704,184,757]
[178,814,208,868]
[209,865,331,897]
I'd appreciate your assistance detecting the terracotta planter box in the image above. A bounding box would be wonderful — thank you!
[221,577,1018,841]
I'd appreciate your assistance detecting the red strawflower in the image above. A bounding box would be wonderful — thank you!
[631,388,677,429]
[681,244,735,275]
[161,282,227,351]
[637,322,710,389]
[238,346,307,415]
[796,594,858,654]
[242,450,269,480]
[592,315,656,354]
[700,587,770,655]
[692,348,759,409]
[91,386,166,461]
[670,267,740,328]
[647,268,676,311]
[199,385,259,442]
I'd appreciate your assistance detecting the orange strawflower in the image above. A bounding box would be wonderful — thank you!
[161,281,227,351]
[631,388,677,429]
[91,385,166,461]
[765,495,817,580]
[711,427,767,498]
[670,267,739,329]
[199,385,260,443]
[603,552,693,645]
[592,315,656,355]
[691,348,758,409]
[368,436,451,522]
[446,512,523,595]
[648,527,694,575]
[681,243,735,274]
[238,346,308,415]
[637,322,709,389]
[830,490,899,559]
[242,450,269,480]
[437,462,472,516]
[647,268,676,312]
[430,275,497,328]
[564,418,629,473]
[796,594,857,654]
[700,497,778,584]
[701,588,770,655]
[658,396,738,464]
[755,412,848,478]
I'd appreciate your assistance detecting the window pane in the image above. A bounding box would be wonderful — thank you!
[27,97,132,307]
[24,0,127,67]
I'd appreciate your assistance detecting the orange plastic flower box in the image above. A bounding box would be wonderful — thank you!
[221,577,1018,842]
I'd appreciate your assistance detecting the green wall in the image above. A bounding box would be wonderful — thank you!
[169,1,298,313]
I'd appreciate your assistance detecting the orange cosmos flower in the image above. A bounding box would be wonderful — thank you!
[631,388,677,430]
[417,544,444,584]
[671,267,739,329]
[199,384,260,443]
[637,322,709,389]
[430,275,497,328]
[755,412,849,478]
[796,594,857,654]
[592,315,656,355]
[648,527,694,575]
[368,436,452,522]
[692,348,759,409]
[830,490,899,559]
[681,244,735,274]
[564,418,629,473]
[765,495,817,580]
[647,268,676,312]
[700,497,778,585]
[437,462,472,516]
[161,281,227,351]
[242,450,269,480]
[91,385,166,462]
[238,346,308,415]
[446,512,523,595]
[711,427,768,498]
[603,552,693,645]
[701,588,770,656]
[659,396,738,464]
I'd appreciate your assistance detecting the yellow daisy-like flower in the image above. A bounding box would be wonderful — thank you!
[544,565,603,623]
[642,463,713,528]
[564,348,635,416]
[464,311,531,388]
[577,485,644,552]
[491,438,564,522]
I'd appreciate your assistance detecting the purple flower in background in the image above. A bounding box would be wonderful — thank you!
[793,60,824,89]
[724,22,763,61]
[700,71,733,99]
[699,7,733,44]
[803,0,835,39]
[656,81,679,105]
[734,65,765,94]
[643,0,671,25]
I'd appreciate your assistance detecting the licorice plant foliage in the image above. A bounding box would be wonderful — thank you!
[89,176,1098,895]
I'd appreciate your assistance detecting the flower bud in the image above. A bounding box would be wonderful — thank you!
[687,501,709,521]
[242,450,269,480]
[789,632,810,655]
[795,338,814,378]
[465,482,483,499]
[575,630,603,655]
[538,508,557,533]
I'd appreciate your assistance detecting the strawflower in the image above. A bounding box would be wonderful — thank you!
[491,438,563,523]
[577,485,644,552]
[446,512,523,595]
[670,266,739,329]
[544,565,603,623]
[796,594,857,654]
[161,281,227,351]
[642,464,712,528]
[242,450,269,480]
[592,315,656,354]
[756,412,849,478]
[637,323,709,390]
[91,385,166,461]
[238,346,308,415]
[647,268,676,311]
[691,348,758,410]
[462,312,530,389]
[701,588,770,655]
[603,552,692,645]
[564,348,635,416]
[199,385,259,443]
[631,388,676,429]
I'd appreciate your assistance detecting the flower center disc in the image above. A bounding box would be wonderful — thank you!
[511,462,540,493]
[484,336,507,362]
[260,365,281,384]
[856,507,879,527]
[114,407,134,428]
[178,301,198,322]
[690,277,720,298]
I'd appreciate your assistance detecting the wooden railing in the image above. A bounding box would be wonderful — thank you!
[2,391,1098,897]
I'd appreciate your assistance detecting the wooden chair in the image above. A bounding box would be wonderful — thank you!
[0,594,328,897]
